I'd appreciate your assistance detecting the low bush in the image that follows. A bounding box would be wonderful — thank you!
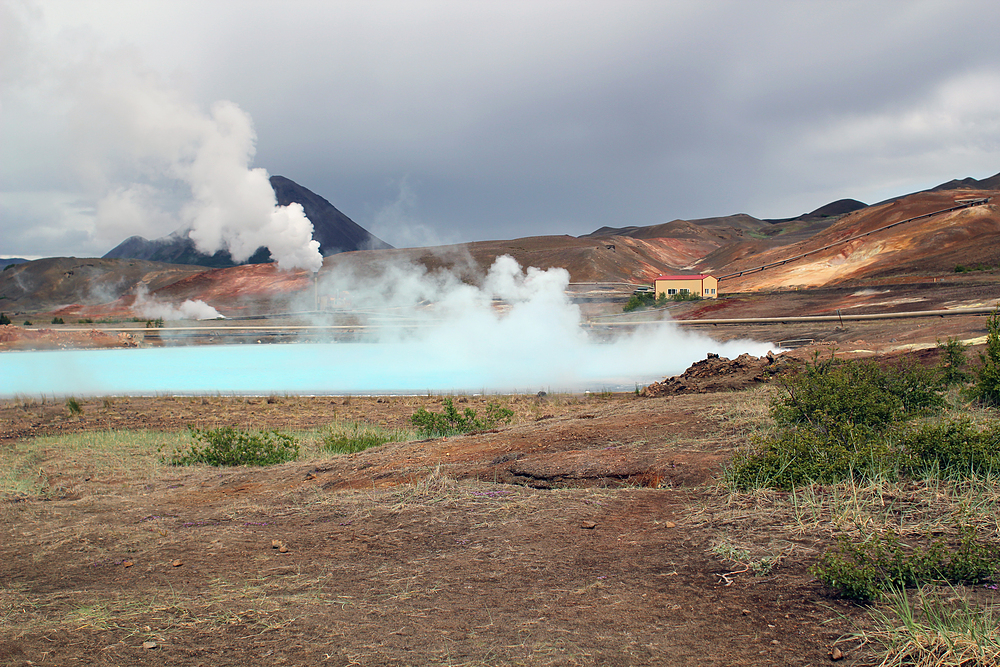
[812,525,1000,601]
[163,427,299,466]
[411,398,513,437]
[899,420,1000,478]
[972,309,1000,406]
[0,313,10,325]
[936,337,970,387]
[51,317,64,325]
[771,356,942,437]
[727,356,952,490]
[322,421,412,454]
[65,397,83,416]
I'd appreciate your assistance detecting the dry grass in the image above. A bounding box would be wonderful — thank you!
[856,587,1000,667]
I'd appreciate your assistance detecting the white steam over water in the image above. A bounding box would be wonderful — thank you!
[0,257,778,397]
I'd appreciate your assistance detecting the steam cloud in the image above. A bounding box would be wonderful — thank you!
[4,7,322,272]
[90,95,323,272]
[312,255,777,391]
[134,285,222,321]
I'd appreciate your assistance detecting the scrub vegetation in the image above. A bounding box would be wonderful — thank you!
[321,419,413,454]
[410,397,514,437]
[162,426,300,466]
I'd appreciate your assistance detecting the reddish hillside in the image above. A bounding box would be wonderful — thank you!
[710,189,1000,291]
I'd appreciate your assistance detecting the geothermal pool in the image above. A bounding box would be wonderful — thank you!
[0,336,776,397]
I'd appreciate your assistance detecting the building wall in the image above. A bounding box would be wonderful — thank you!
[653,276,718,299]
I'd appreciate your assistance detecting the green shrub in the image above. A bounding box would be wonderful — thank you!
[899,420,1000,478]
[727,356,951,490]
[322,421,412,454]
[623,292,656,312]
[51,317,64,325]
[0,312,10,325]
[23,321,31,326]
[936,337,970,387]
[812,525,1000,601]
[973,309,1000,406]
[163,427,299,466]
[727,428,892,490]
[771,356,942,438]
[65,397,83,416]
[411,398,514,437]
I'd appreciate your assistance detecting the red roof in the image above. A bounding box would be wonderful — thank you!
[654,274,713,281]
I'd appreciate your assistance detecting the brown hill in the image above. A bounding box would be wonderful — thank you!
[0,258,204,317]
[713,189,1000,291]
[0,235,693,319]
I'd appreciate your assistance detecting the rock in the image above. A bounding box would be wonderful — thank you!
[829,647,844,661]
[279,545,289,553]
[664,521,676,528]
[272,539,282,549]
[123,560,134,568]
[580,521,597,530]
[171,559,183,567]
[142,641,158,650]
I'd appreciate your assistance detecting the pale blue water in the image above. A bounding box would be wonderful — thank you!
[0,342,655,396]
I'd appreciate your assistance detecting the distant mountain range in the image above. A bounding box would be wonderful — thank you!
[103,176,392,267]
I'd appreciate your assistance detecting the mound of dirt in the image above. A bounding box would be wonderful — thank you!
[640,351,789,396]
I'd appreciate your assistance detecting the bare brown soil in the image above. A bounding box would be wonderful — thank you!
[1,372,891,667]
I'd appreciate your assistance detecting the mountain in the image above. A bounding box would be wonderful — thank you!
[103,176,392,267]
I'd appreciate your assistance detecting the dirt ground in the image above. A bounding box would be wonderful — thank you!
[1,367,893,667]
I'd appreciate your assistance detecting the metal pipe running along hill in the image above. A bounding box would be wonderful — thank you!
[716,197,992,282]
[597,306,999,327]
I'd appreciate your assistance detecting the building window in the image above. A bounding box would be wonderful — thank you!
[680,288,689,294]
[667,289,677,295]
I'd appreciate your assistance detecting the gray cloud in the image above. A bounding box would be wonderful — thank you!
[2,0,1000,258]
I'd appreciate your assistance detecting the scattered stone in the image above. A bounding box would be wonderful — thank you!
[279,545,289,553]
[664,521,676,528]
[272,539,282,549]
[142,641,158,650]
[829,647,844,661]
[123,560,134,568]
[171,559,183,567]
[580,521,597,530]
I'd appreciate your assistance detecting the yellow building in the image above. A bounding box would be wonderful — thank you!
[653,274,718,299]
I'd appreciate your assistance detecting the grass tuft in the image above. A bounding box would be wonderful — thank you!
[321,420,413,454]
[860,588,1000,667]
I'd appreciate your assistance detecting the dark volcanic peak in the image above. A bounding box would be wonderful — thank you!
[807,198,868,217]
[103,175,391,268]
[269,175,392,254]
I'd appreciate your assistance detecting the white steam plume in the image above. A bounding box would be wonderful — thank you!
[3,7,322,272]
[316,255,776,391]
[134,285,222,321]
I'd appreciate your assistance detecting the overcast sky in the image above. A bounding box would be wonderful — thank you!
[3,0,1000,259]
